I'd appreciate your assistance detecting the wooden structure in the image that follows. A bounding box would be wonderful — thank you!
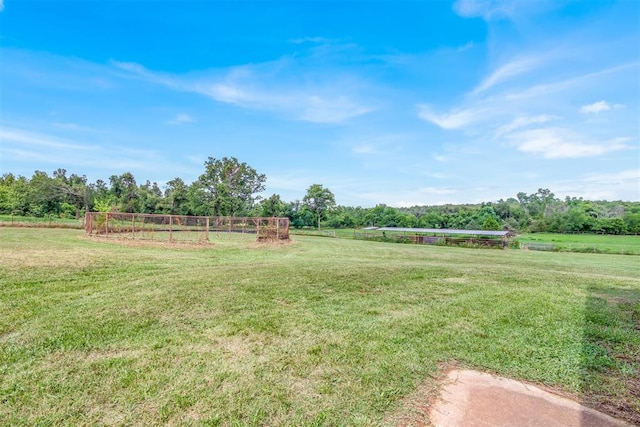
[84,213,289,243]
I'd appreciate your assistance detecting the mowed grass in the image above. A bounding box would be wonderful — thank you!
[519,232,640,255]
[1,228,639,426]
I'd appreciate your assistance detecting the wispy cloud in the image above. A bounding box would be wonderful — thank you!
[473,55,543,94]
[353,143,376,154]
[419,186,457,195]
[51,122,93,131]
[457,41,475,52]
[453,0,516,20]
[0,126,173,173]
[167,113,195,125]
[301,95,372,123]
[0,0,4,12]
[417,105,481,130]
[112,57,376,124]
[553,169,640,201]
[505,62,639,100]
[495,114,558,137]
[290,36,333,44]
[510,127,630,159]
[453,0,559,22]
[579,100,624,114]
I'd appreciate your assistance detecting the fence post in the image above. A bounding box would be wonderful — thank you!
[206,217,210,241]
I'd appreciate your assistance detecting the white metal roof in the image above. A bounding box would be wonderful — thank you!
[374,227,510,236]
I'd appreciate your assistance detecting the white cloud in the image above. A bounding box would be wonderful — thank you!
[453,0,515,20]
[353,144,375,154]
[473,56,542,94]
[168,113,195,125]
[0,127,88,151]
[553,170,640,201]
[457,41,475,52]
[290,36,332,44]
[579,100,624,114]
[51,122,93,132]
[0,126,172,173]
[0,0,4,12]
[301,95,373,123]
[505,62,639,100]
[113,59,375,124]
[417,105,480,129]
[495,114,558,137]
[510,127,630,159]
[419,187,457,195]
[453,0,559,22]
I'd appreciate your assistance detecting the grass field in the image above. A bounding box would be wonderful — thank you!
[1,228,639,425]
[518,232,640,255]
[0,214,83,229]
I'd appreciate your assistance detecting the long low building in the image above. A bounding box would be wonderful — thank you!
[375,227,512,237]
[357,227,515,248]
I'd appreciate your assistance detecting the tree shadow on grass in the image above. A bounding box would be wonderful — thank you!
[582,285,640,425]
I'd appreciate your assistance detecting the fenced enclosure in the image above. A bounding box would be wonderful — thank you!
[84,213,289,243]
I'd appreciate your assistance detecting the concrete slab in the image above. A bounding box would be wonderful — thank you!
[429,369,632,427]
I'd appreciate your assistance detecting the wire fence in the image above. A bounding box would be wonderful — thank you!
[84,213,289,243]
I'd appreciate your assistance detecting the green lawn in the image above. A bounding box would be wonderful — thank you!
[518,232,640,255]
[1,228,639,425]
[0,214,83,228]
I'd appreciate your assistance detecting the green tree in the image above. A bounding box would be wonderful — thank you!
[257,194,287,217]
[0,173,27,215]
[27,171,62,216]
[302,184,336,230]
[137,180,163,213]
[163,178,189,215]
[109,172,138,212]
[194,157,266,216]
[482,216,502,230]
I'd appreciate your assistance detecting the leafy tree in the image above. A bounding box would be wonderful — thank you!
[302,184,336,230]
[364,204,401,227]
[257,194,287,217]
[53,172,90,218]
[163,178,189,215]
[27,171,62,216]
[482,217,501,230]
[93,197,115,213]
[109,172,138,212]
[194,157,266,216]
[325,206,359,229]
[0,173,28,215]
[623,211,640,234]
[418,211,444,228]
[137,180,163,213]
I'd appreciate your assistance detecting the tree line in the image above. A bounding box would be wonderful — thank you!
[1,158,639,234]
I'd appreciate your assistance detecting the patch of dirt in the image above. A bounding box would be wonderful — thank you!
[387,363,636,427]
[426,369,632,427]
[384,363,458,427]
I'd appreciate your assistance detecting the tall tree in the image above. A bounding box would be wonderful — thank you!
[109,172,138,212]
[164,178,189,215]
[302,184,336,230]
[195,157,266,216]
[258,194,287,217]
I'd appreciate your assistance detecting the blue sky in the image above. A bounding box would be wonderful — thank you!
[1,0,638,207]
